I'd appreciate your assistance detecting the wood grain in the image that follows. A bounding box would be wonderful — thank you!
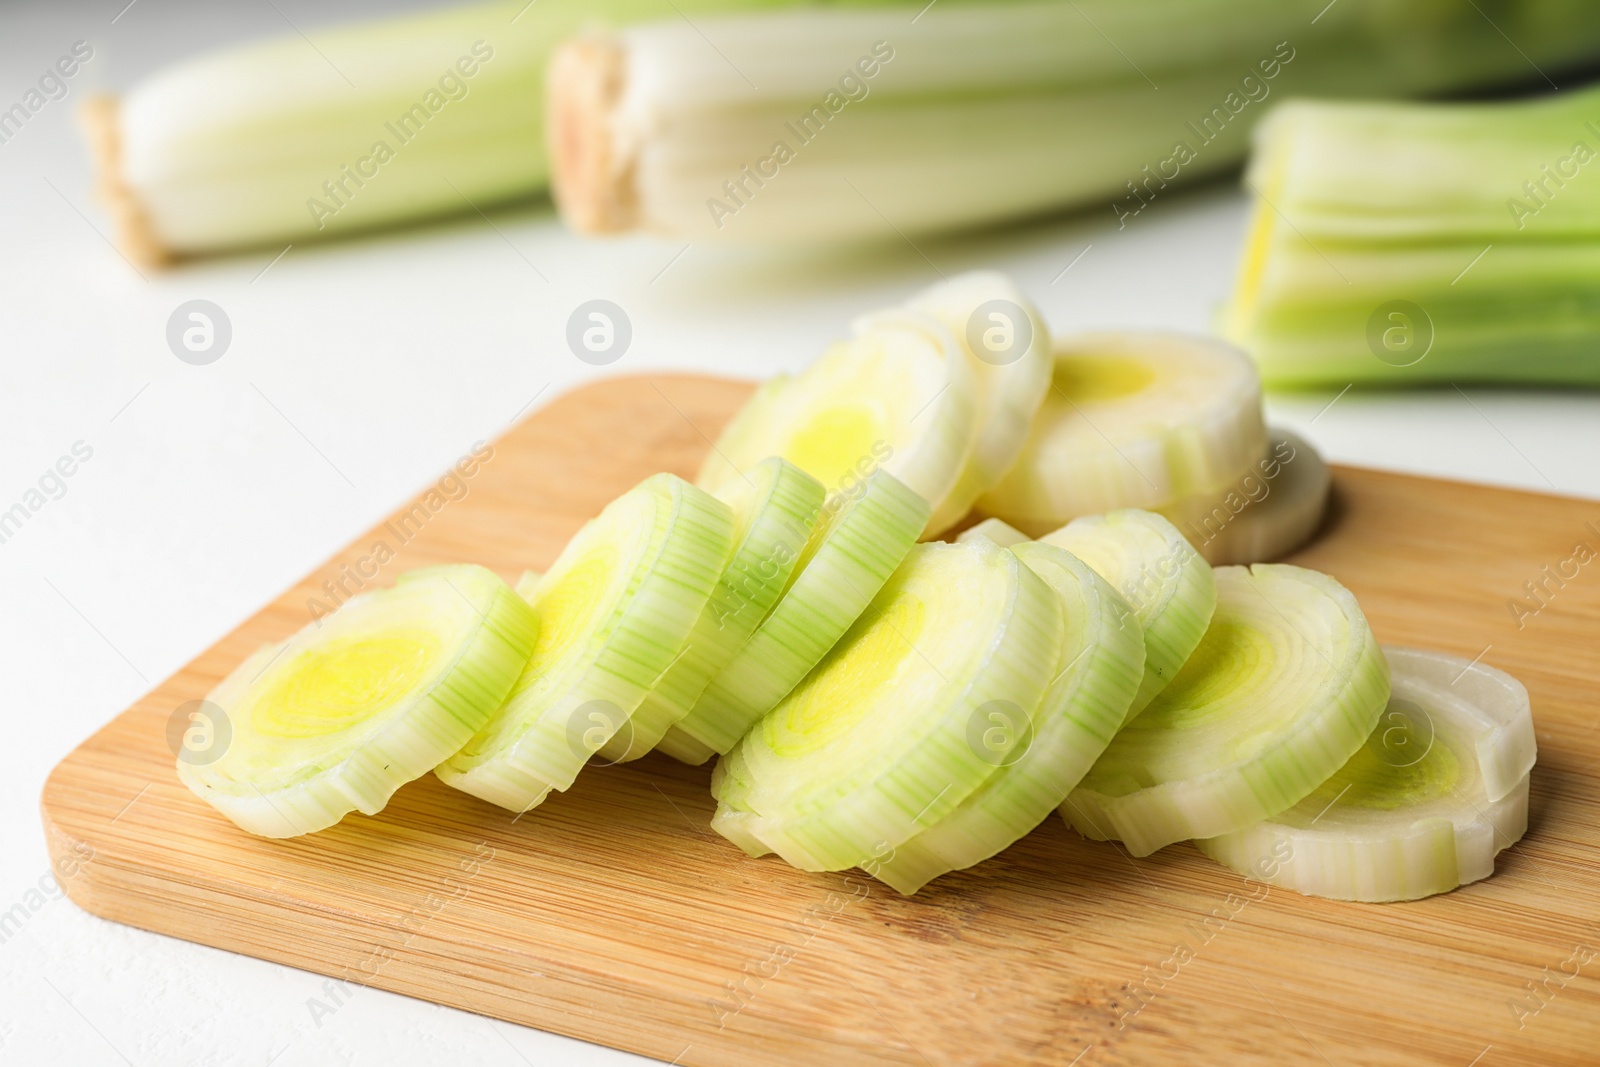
[41,375,1600,1066]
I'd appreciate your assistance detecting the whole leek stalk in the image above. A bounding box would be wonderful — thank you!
[86,0,833,265]
[549,0,1600,241]
[1224,84,1600,387]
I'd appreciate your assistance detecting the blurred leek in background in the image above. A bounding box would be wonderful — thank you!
[548,0,1600,241]
[1224,86,1600,387]
[85,0,850,265]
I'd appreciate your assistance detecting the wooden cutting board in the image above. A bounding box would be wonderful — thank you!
[42,375,1600,1066]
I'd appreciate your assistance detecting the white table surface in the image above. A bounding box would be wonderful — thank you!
[4,2,1598,1064]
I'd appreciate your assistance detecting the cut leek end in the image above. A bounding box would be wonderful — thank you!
[79,95,172,269]
[1197,645,1535,901]
[178,564,538,837]
[548,36,636,235]
[954,517,1029,548]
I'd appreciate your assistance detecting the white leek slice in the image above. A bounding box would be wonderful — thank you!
[955,517,1029,548]
[1197,645,1536,901]
[436,473,733,811]
[608,458,825,761]
[695,309,977,537]
[871,541,1145,894]
[669,469,930,761]
[1064,563,1389,857]
[711,539,1063,873]
[1161,428,1330,566]
[178,565,537,837]
[979,332,1266,535]
[1040,510,1216,720]
[905,271,1051,534]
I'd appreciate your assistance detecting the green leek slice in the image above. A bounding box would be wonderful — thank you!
[871,541,1145,894]
[609,458,825,761]
[1040,510,1216,720]
[436,473,733,812]
[696,310,977,537]
[1160,428,1330,566]
[906,271,1051,534]
[711,539,1063,873]
[1197,646,1535,901]
[1064,563,1389,857]
[669,469,930,762]
[979,332,1266,536]
[178,564,537,837]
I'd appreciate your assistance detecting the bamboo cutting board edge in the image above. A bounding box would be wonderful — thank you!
[39,373,1600,1067]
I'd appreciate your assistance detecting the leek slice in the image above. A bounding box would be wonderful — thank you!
[436,474,733,812]
[607,458,825,761]
[666,469,930,763]
[178,565,537,837]
[871,541,1145,894]
[1064,563,1389,857]
[906,272,1051,534]
[1197,646,1536,901]
[711,539,1063,873]
[979,332,1266,536]
[696,309,977,536]
[955,518,1029,548]
[1161,428,1330,566]
[1041,510,1216,720]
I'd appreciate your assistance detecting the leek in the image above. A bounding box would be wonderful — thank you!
[660,468,929,762]
[1064,563,1390,857]
[550,0,1600,242]
[1198,646,1536,901]
[178,565,537,837]
[85,0,821,263]
[437,473,733,812]
[1164,428,1330,566]
[868,540,1145,894]
[1225,85,1600,386]
[710,538,1064,873]
[979,332,1267,537]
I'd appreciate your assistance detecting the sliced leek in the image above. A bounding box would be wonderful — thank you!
[437,473,733,811]
[1224,87,1600,386]
[695,309,977,536]
[85,0,809,264]
[979,332,1266,536]
[177,565,537,837]
[664,468,929,762]
[550,1,1600,243]
[871,541,1145,894]
[905,272,1051,534]
[607,458,825,761]
[1064,563,1389,857]
[955,517,1029,548]
[1162,428,1330,566]
[1198,646,1536,901]
[711,539,1062,873]
[1041,510,1215,719]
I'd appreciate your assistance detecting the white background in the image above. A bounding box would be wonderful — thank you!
[3,1,1598,1064]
